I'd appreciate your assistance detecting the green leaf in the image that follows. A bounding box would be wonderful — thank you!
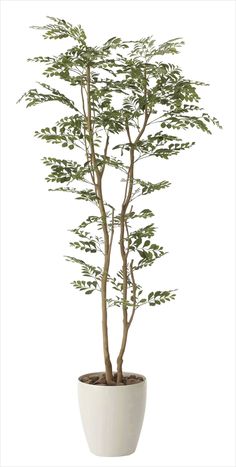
[134,178,171,195]
[69,228,102,253]
[17,82,79,111]
[42,157,90,184]
[147,289,177,306]
[72,278,99,294]
[31,17,87,43]
[35,115,83,148]
[66,257,102,281]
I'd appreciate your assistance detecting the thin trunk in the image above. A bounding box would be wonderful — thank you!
[86,65,113,384]
[116,325,129,383]
[116,258,137,382]
[97,172,113,384]
[117,147,135,382]
[117,65,150,383]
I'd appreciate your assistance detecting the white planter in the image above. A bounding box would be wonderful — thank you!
[78,372,147,457]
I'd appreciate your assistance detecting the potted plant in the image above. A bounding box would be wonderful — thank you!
[18,17,221,457]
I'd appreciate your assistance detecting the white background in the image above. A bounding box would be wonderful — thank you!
[1,1,235,466]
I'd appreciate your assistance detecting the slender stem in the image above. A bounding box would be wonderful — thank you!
[80,85,87,117]
[80,85,96,186]
[86,65,113,384]
[108,207,115,258]
[116,64,150,383]
[101,133,109,176]
[124,217,130,256]
[116,144,134,383]
[126,120,132,145]
[128,260,137,328]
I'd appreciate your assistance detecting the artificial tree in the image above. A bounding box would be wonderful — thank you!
[18,17,221,385]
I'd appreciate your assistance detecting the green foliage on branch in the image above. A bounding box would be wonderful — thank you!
[69,227,103,253]
[42,157,90,184]
[147,290,177,306]
[35,114,84,149]
[17,82,79,110]
[133,178,171,196]
[31,16,87,42]
[72,280,99,294]
[127,224,166,269]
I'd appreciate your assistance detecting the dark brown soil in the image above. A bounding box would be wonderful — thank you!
[79,372,144,386]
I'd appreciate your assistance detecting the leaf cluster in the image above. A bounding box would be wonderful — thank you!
[31,16,87,42]
[133,178,171,196]
[35,114,84,149]
[128,224,166,269]
[42,157,90,183]
[69,227,103,253]
[148,290,177,306]
[17,82,78,110]
[72,280,99,294]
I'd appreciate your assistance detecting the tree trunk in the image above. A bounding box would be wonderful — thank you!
[97,175,113,384]
[116,147,135,383]
[116,86,150,382]
[86,65,113,385]
[116,324,129,383]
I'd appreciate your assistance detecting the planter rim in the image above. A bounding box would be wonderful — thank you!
[78,371,146,387]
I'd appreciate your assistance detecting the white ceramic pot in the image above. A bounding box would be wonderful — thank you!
[78,372,147,457]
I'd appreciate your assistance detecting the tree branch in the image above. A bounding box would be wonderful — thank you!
[101,133,109,176]
[86,64,113,384]
[128,260,137,328]
[117,64,150,383]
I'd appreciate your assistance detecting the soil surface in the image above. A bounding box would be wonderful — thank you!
[80,372,144,386]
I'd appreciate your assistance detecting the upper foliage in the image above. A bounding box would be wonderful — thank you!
[19,18,222,144]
